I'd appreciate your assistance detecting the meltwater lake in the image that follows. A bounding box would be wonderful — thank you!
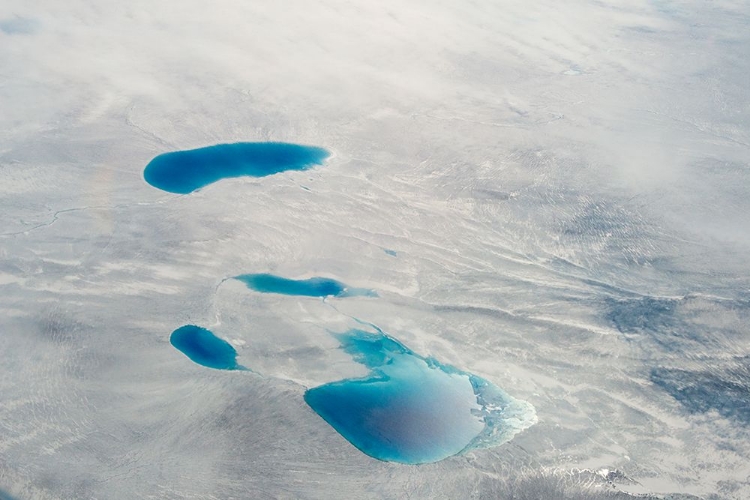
[150,142,533,464]
[235,273,376,298]
[304,328,536,464]
[170,325,242,370]
[144,142,330,194]
[168,320,535,464]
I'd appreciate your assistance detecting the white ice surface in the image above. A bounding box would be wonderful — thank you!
[1,0,749,499]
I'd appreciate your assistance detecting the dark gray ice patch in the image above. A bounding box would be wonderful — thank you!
[471,188,512,201]
[558,199,656,265]
[650,359,750,424]
[606,296,678,334]
[475,467,679,499]
[36,308,88,345]
[606,295,750,351]
[561,201,633,236]
[624,25,660,34]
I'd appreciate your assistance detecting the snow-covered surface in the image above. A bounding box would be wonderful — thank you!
[1,0,749,498]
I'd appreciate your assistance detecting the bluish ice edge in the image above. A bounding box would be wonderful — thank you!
[463,373,538,451]
[0,488,18,500]
[0,16,36,35]
[234,273,377,298]
[170,324,244,371]
[304,328,537,464]
[143,142,330,194]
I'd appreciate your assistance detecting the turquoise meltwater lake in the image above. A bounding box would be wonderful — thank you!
[170,325,242,371]
[144,142,330,194]
[234,273,376,298]
[304,329,535,464]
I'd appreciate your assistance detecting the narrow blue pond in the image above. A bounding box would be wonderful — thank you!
[144,142,330,194]
[304,329,536,464]
[234,273,376,298]
[170,325,242,370]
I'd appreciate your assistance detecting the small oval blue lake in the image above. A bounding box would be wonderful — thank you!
[234,273,376,298]
[144,142,330,194]
[304,329,536,464]
[170,325,242,370]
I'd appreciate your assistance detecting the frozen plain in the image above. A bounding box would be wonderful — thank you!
[1,0,749,498]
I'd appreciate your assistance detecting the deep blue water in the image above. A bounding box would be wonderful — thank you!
[144,142,330,194]
[234,273,376,298]
[170,325,242,370]
[303,329,532,464]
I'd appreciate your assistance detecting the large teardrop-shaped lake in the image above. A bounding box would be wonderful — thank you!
[144,142,330,194]
[304,329,537,464]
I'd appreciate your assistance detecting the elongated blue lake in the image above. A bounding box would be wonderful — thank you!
[170,325,242,370]
[144,142,330,194]
[235,273,376,298]
[304,329,536,464]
